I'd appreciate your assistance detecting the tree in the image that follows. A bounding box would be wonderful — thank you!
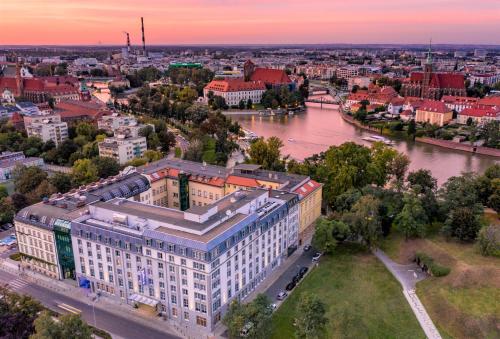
[185,104,209,124]
[0,198,15,224]
[238,99,245,109]
[248,137,286,172]
[49,173,74,193]
[222,294,272,339]
[342,195,382,247]
[439,173,482,215]
[13,166,48,194]
[75,122,95,141]
[295,292,328,339]
[72,159,98,185]
[407,169,437,194]
[157,130,176,153]
[246,98,253,109]
[93,157,120,178]
[31,311,93,339]
[312,218,337,254]
[394,193,428,239]
[184,139,204,162]
[407,119,417,137]
[389,153,410,191]
[0,287,43,339]
[0,185,8,199]
[442,206,482,241]
[143,150,163,162]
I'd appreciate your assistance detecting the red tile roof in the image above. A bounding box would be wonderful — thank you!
[477,96,500,107]
[205,78,266,92]
[418,100,451,114]
[460,107,500,118]
[409,72,465,90]
[294,179,321,198]
[225,175,260,187]
[441,96,478,104]
[250,68,292,85]
[54,100,109,120]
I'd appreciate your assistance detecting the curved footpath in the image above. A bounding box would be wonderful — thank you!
[373,249,442,339]
[340,111,500,158]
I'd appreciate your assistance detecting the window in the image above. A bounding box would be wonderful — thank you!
[182,288,188,295]
[193,262,205,271]
[184,311,189,321]
[193,272,205,281]
[196,316,207,327]
[181,259,186,266]
[171,295,177,304]
[183,298,189,308]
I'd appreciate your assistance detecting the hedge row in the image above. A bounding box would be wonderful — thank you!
[415,252,451,277]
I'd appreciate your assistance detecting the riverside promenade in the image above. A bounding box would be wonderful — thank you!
[340,111,500,158]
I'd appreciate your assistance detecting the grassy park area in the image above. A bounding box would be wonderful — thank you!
[381,224,500,339]
[271,245,425,339]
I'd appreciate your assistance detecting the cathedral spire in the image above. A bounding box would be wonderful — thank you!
[426,39,433,65]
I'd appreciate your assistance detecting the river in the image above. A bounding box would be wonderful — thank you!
[230,107,498,185]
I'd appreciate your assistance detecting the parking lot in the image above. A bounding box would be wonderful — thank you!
[264,246,318,307]
[0,228,17,258]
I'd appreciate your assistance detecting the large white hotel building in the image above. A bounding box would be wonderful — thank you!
[15,166,301,338]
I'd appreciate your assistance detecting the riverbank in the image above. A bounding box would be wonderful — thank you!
[340,112,500,158]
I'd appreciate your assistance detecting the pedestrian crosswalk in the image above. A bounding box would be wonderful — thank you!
[6,278,29,291]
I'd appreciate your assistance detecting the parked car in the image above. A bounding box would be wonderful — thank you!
[240,322,254,337]
[303,245,311,251]
[299,266,308,277]
[285,281,296,291]
[277,291,288,300]
[268,303,277,312]
[312,252,322,262]
[292,274,300,284]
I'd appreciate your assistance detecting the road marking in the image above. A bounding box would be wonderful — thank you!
[6,278,29,291]
[57,303,82,314]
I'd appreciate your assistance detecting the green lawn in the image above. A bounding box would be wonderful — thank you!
[379,223,500,339]
[271,245,425,339]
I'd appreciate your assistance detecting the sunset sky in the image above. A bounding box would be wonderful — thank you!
[1,0,499,45]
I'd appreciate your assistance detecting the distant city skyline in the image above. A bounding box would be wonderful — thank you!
[1,0,500,45]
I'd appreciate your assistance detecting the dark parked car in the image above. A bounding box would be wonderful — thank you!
[299,266,308,277]
[303,245,311,251]
[285,281,296,291]
[292,274,301,284]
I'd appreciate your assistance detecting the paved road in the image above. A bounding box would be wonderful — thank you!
[0,270,180,339]
[373,249,426,290]
[264,248,316,304]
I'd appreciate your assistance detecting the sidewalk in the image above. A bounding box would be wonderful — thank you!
[373,249,442,339]
[0,258,181,339]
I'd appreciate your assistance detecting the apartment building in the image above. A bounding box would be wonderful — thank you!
[24,114,68,147]
[97,114,142,135]
[98,135,147,165]
[14,171,151,280]
[139,159,229,211]
[139,160,322,243]
[415,100,453,127]
[71,188,299,338]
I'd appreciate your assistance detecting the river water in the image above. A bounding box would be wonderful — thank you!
[230,107,498,185]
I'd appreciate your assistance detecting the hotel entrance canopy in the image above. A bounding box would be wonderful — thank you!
[128,294,159,307]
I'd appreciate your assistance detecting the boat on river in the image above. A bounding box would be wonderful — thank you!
[362,135,395,146]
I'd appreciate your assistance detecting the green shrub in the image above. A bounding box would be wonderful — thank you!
[174,147,182,158]
[477,224,500,257]
[415,252,450,277]
[9,252,22,261]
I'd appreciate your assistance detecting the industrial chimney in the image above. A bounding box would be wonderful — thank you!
[141,17,147,57]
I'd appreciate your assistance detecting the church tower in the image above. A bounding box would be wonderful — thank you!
[421,40,433,98]
[15,60,24,98]
[243,60,255,82]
